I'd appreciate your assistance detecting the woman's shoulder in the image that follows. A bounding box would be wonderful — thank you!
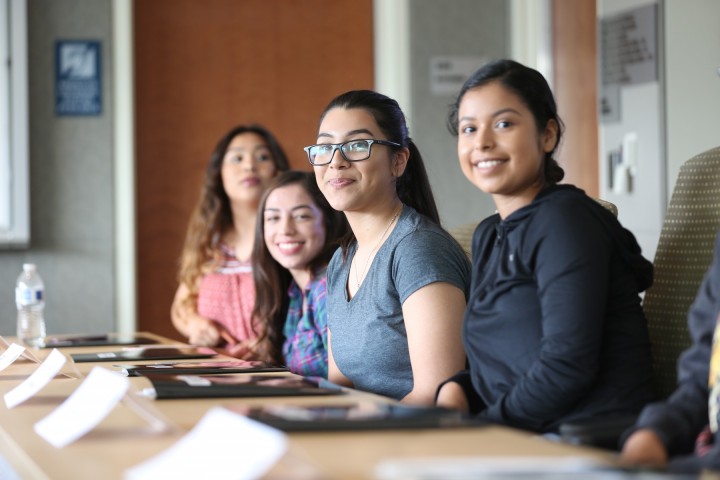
[526,185,613,227]
[397,206,451,235]
[392,210,471,276]
[397,208,463,249]
[519,186,634,257]
[535,184,606,210]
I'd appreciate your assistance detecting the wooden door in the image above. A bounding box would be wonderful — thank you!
[134,0,374,339]
[552,0,599,197]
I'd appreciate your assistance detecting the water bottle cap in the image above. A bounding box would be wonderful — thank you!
[22,263,36,273]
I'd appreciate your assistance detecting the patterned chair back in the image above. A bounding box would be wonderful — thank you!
[644,146,720,399]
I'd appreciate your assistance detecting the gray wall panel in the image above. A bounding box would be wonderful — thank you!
[0,0,114,337]
[409,0,509,229]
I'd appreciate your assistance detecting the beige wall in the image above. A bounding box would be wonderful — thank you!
[409,0,508,229]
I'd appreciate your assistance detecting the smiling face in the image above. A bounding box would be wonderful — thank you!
[263,183,326,282]
[457,81,557,215]
[221,132,278,205]
[312,107,407,213]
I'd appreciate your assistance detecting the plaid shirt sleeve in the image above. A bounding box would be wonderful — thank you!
[282,276,328,378]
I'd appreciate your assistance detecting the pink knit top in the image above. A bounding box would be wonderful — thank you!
[196,243,256,344]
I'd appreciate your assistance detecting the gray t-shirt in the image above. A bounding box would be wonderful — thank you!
[327,206,471,400]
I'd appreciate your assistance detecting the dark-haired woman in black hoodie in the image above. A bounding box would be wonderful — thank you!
[436,59,656,433]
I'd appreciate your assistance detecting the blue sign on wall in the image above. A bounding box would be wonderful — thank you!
[55,40,102,116]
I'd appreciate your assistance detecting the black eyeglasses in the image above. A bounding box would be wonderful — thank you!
[304,139,401,166]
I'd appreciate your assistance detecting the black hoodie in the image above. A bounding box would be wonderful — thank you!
[460,184,656,433]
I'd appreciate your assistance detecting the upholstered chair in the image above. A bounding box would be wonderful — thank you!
[644,146,720,399]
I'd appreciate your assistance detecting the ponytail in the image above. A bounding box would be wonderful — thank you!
[544,155,565,186]
[397,140,440,224]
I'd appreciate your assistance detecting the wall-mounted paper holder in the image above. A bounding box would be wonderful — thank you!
[608,132,637,194]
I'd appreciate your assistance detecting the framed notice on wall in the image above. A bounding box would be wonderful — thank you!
[599,4,658,124]
[55,40,102,116]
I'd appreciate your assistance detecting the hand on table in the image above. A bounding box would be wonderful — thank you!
[186,317,237,347]
[620,429,669,467]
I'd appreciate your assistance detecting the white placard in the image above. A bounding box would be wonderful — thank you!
[124,407,288,480]
[34,366,130,448]
[20,347,40,363]
[0,343,26,372]
[429,55,487,95]
[0,335,39,362]
[4,348,67,408]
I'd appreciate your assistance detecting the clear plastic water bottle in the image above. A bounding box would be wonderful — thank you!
[15,263,46,347]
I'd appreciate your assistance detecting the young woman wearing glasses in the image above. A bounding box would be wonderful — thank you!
[171,125,289,359]
[306,90,471,405]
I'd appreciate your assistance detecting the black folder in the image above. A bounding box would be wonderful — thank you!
[44,334,159,348]
[144,374,343,399]
[71,347,217,363]
[116,360,288,377]
[234,402,476,432]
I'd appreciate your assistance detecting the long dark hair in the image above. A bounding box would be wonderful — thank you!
[318,90,440,252]
[251,170,347,364]
[177,124,289,310]
[447,59,565,185]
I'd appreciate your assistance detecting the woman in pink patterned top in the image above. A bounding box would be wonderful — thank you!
[171,125,289,359]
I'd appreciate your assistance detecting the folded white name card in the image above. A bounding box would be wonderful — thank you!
[34,366,130,448]
[4,348,67,408]
[124,407,288,480]
[0,336,39,362]
[0,343,26,372]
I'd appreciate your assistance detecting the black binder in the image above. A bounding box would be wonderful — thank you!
[116,360,288,377]
[234,402,479,432]
[44,334,159,348]
[71,347,217,363]
[144,374,343,399]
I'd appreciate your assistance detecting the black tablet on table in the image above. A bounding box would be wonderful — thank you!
[115,360,288,377]
[44,334,159,348]
[232,402,479,432]
[143,374,343,399]
[70,347,217,363]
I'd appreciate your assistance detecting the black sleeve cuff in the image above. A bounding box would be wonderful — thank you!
[435,370,485,414]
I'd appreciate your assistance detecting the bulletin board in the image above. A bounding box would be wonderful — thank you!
[55,40,102,116]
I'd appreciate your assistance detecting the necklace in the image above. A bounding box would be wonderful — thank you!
[354,205,402,289]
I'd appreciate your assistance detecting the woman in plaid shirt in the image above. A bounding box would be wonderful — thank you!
[251,171,347,377]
